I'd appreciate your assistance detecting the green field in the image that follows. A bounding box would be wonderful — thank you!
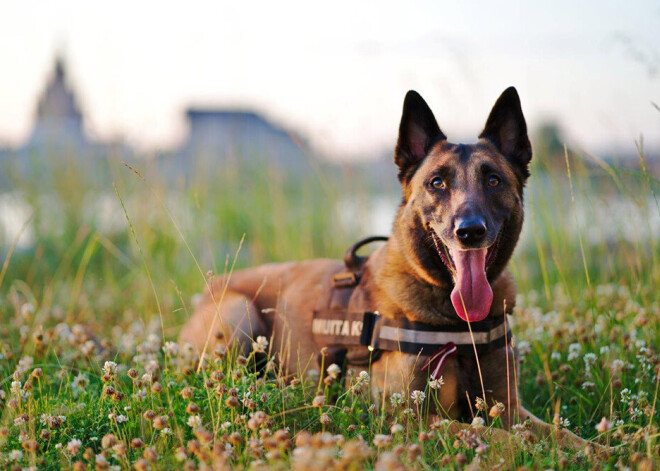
[0,146,658,469]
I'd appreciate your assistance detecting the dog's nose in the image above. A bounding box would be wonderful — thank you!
[455,218,487,245]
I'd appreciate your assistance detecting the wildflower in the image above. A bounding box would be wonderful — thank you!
[103,361,118,376]
[568,343,582,361]
[115,415,128,424]
[583,353,597,371]
[390,424,404,434]
[175,448,188,462]
[600,346,610,355]
[471,417,485,428]
[8,449,23,461]
[187,415,203,429]
[95,454,108,468]
[373,434,392,448]
[489,402,505,418]
[611,359,625,373]
[66,438,82,456]
[474,397,486,411]
[319,414,331,425]
[475,443,489,454]
[153,416,168,430]
[72,374,89,391]
[326,363,341,379]
[390,392,403,407]
[517,340,531,357]
[620,388,631,404]
[595,417,612,433]
[358,371,370,383]
[411,390,425,405]
[429,376,444,390]
[162,341,179,356]
[101,434,117,449]
[252,336,269,353]
[312,395,325,408]
[581,381,596,391]
[13,415,28,427]
[553,414,570,428]
[551,351,561,361]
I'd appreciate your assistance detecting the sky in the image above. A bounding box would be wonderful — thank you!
[0,0,658,160]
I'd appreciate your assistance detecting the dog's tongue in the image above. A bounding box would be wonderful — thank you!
[449,248,493,322]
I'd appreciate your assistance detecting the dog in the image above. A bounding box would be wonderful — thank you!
[180,87,594,452]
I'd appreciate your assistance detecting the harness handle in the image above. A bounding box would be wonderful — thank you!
[343,236,389,272]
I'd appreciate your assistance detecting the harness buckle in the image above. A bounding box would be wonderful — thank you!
[360,311,380,348]
[332,272,360,288]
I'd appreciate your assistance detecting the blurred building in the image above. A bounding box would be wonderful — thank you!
[178,108,308,167]
[27,57,88,151]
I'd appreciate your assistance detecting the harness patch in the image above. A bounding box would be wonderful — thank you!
[312,319,363,338]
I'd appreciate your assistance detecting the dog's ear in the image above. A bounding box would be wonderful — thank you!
[479,87,532,179]
[394,91,446,182]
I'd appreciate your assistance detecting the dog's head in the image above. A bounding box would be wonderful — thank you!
[393,87,531,322]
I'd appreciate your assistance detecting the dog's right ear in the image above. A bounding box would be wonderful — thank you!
[394,91,446,182]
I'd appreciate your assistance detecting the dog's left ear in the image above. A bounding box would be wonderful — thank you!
[394,91,446,182]
[479,87,532,179]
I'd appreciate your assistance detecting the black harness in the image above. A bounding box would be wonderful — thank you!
[312,237,512,370]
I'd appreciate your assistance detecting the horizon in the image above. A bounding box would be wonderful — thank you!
[0,0,659,160]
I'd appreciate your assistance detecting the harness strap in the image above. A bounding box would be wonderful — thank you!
[312,309,511,357]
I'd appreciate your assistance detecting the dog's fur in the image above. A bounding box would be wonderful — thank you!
[180,88,595,450]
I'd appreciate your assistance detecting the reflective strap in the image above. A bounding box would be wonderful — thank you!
[378,321,507,346]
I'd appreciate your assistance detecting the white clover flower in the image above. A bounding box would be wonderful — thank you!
[8,449,23,461]
[221,421,232,431]
[20,302,35,318]
[175,448,188,462]
[187,415,202,429]
[103,361,118,375]
[595,417,612,433]
[326,363,342,379]
[583,353,597,371]
[67,438,82,455]
[517,340,531,357]
[72,374,89,390]
[357,371,370,384]
[10,381,22,396]
[115,415,128,424]
[373,434,392,448]
[567,343,582,361]
[162,341,180,356]
[161,427,172,435]
[252,336,269,353]
[13,416,27,427]
[390,424,404,434]
[599,346,610,355]
[429,376,444,390]
[411,390,425,405]
[471,417,485,428]
[145,360,159,374]
[551,351,561,361]
[611,359,625,372]
[390,393,403,407]
[581,381,596,391]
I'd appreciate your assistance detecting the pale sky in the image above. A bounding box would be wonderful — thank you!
[0,0,658,160]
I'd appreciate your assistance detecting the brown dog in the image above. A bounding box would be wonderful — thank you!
[180,87,593,450]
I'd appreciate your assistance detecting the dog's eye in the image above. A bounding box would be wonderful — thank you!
[430,177,446,190]
[488,175,501,187]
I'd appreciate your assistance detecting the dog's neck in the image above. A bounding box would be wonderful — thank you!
[365,232,515,326]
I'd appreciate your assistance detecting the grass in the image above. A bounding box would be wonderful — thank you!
[0,145,658,469]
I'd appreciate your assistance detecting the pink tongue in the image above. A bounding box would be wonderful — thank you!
[449,248,493,322]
